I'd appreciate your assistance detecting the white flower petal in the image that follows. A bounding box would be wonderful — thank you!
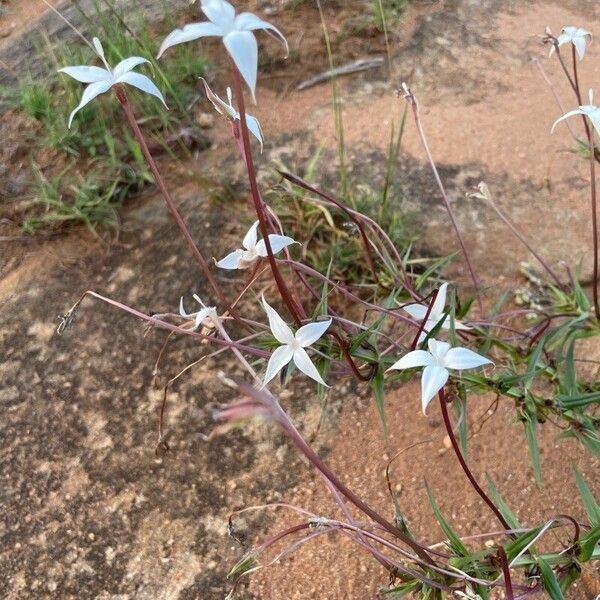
[255,234,296,257]
[262,344,294,388]
[157,22,223,58]
[246,114,264,151]
[587,107,600,137]
[573,36,587,59]
[116,72,167,108]
[92,37,110,70]
[93,37,105,59]
[201,0,236,29]
[403,303,429,321]
[293,347,328,387]
[443,347,492,370]
[551,108,585,133]
[427,339,451,362]
[216,249,244,270]
[201,77,235,118]
[431,282,448,318]
[234,12,289,57]
[58,65,111,83]
[194,307,216,329]
[223,30,258,101]
[113,56,150,79]
[261,296,295,345]
[387,350,435,371]
[421,366,449,413]
[68,79,113,128]
[295,319,332,347]
[242,220,259,250]
[179,296,191,317]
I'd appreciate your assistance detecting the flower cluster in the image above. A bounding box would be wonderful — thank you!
[57,0,498,410]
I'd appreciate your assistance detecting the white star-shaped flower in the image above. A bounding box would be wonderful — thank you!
[261,296,331,388]
[402,283,470,343]
[58,37,167,128]
[216,221,297,270]
[387,339,492,413]
[158,0,288,102]
[552,89,600,137]
[179,294,217,331]
[201,78,264,151]
[552,26,592,60]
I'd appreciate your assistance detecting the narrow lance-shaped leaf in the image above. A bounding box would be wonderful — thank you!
[425,482,469,557]
[573,466,600,524]
[538,557,565,600]
[486,475,521,530]
[523,407,542,487]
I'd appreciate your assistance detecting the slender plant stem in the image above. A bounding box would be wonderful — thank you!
[497,547,514,600]
[438,388,510,531]
[554,47,577,95]
[263,394,437,567]
[479,188,562,287]
[570,46,592,140]
[588,130,600,318]
[410,289,438,350]
[227,61,305,326]
[569,48,600,318]
[113,86,240,318]
[63,289,271,357]
[279,171,419,299]
[533,58,577,141]
[401,89,483,312]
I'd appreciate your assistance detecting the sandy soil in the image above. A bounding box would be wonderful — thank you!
[1,0,600,599]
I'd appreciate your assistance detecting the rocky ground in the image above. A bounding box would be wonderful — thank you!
[1,0,600,599]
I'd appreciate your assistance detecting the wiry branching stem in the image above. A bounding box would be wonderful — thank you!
[228,61,305,326]
[113,85,240,320]
[438,388,510,531]
[400,86,483,312]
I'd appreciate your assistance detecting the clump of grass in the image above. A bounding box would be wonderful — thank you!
[22,166,122,236]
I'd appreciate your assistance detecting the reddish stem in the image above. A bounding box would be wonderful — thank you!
[265,396,437,566]
[497,546,514,600]
[570,49,600,319]
[410,288,439,350]
[438,388,510,531]
[113,86,239,320]
[228,61,305,326]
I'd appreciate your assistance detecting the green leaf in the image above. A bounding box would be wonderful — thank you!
[579,524,600,561]
[425,483,469,557]
[572,271,591,311]
[557,391,600,409]
[560,335,577,397]
[575,428,600,458]
[559,563,581,593]
[573,467,600,524]
[414,253,458,290]
[486,475,521,530]
[227,551,257,579]
[524,336,547,391]
[380,581,419,596]
[372,365,388,437]
[538,557,565,600]
[454,385,468,458]
[504,526,542,563]
[523,409,542,486]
